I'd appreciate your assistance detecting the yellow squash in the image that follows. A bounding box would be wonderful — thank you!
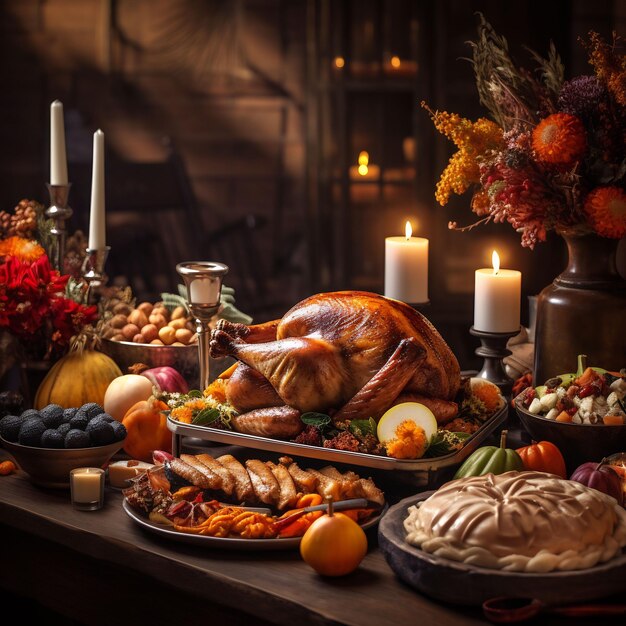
[35,337,122,409]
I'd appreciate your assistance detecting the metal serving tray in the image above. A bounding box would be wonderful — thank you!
[167,404,508,477]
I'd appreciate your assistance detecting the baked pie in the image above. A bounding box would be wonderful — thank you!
[404,471,626,572]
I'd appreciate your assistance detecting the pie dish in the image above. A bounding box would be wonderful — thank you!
[403,471,626,573]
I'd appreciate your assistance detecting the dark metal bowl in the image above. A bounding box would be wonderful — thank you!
[514,395,626,474]
[99,338,235,390]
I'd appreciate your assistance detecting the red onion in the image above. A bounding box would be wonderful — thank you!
[153,450,174,464]
[141,366,189,394]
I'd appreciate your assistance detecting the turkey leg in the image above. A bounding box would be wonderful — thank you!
[332,337,426,424]
[210,329,348,412]
[216,318,279,343]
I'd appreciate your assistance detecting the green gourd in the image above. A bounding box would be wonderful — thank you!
[453,430,523,479]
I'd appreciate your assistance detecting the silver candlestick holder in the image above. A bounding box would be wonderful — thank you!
[45,183,73,272]
[469,326,520,398]
[82,246,110,304]
[176,261,229,391]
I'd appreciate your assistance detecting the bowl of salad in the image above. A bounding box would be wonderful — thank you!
[514,356,626,473]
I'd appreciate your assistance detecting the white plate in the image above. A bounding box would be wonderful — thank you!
[123,499,387,551]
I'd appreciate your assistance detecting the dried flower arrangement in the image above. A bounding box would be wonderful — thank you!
[423,14,626,248]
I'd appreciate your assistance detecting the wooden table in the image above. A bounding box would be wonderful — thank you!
[0,444,614,626]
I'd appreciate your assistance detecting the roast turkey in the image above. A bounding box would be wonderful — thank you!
[210,291,461,434]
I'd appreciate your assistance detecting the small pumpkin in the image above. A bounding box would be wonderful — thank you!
[300,497,368,576]
[569,459,623,505]
[35,334,122,409]
[516,440,567,478]
[453,430,524,479]
[121,396,171,462]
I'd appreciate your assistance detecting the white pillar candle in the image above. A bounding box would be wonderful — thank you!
[384,221,428,303]
[474,250,521,333]
[50,100,68,185]
[88,129,106,250]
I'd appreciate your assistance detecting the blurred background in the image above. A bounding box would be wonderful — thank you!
[0,0,624,368]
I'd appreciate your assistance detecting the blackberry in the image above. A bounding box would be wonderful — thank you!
[64,429,91,449]
[41,429,65,449]
[86,420,115,446]
[19,409,41,420]
[57,423,72,437]
[40,404,65,428]
[62,407,78,422]
[0,414,22,442]
[110,421,127,442]
[69,412,90,431]
[18,417,46,446]
[78,403,105,420]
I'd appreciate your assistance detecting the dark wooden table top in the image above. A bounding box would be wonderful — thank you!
[0,442,614,626]
[0,443,500,626]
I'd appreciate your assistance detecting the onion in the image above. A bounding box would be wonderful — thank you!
[141,366,189,394]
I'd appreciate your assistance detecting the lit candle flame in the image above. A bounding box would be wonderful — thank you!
[405,221,412,240]
[334,56,345,69]
[357,151,370,176]
[391,56,401,69]
[492,250,500,275]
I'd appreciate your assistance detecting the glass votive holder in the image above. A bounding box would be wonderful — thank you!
[70,467,105,511]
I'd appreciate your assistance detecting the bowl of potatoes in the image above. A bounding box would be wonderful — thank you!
[99,299,201,387]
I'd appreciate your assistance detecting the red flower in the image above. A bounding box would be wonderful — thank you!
[0,254,88,349]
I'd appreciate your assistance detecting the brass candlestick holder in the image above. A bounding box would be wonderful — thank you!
[81,246,110,304]
[469,326,519,398]
[176,261,229,391]
[45,183,73,272]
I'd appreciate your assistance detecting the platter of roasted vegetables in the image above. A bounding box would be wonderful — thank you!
[122,451,386,549]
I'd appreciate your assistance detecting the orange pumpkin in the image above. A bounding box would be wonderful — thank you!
[516,440,567,478]
[121,397,171,462]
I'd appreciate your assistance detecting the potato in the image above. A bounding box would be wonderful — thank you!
[152,306,169,321]
[101,325,117,339]
[175,328,194,344]
[141,323,159,343]
[128,308,149,328]
[111,333,125,342]
[137,301,154,316]
[113,302,133,316]
[150,339,164,345]
[109,314,128,329]
[158,325,176,345]
[149,313,167,329]
[122,323,140,340]
[132,333,144,343]
[171,306,187,320]
[168,318,187,330]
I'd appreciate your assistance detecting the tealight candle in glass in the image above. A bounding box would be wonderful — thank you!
[70,467,105,511]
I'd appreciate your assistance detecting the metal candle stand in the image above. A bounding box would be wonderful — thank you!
[176,261,229,391]
[81,246,111,304]
[45,183,73,272]
[469,326,519,398]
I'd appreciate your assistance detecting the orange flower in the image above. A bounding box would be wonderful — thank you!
[0,236,45,262]
[532,113,587,166]
[584,187,626,238]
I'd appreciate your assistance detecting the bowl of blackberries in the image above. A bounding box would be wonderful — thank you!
[0,402,127,488]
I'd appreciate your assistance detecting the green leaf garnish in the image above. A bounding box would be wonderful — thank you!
[301,412,332,428]
[187,390,204,398]
[349,417,377,439]
[192,408,220,426]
